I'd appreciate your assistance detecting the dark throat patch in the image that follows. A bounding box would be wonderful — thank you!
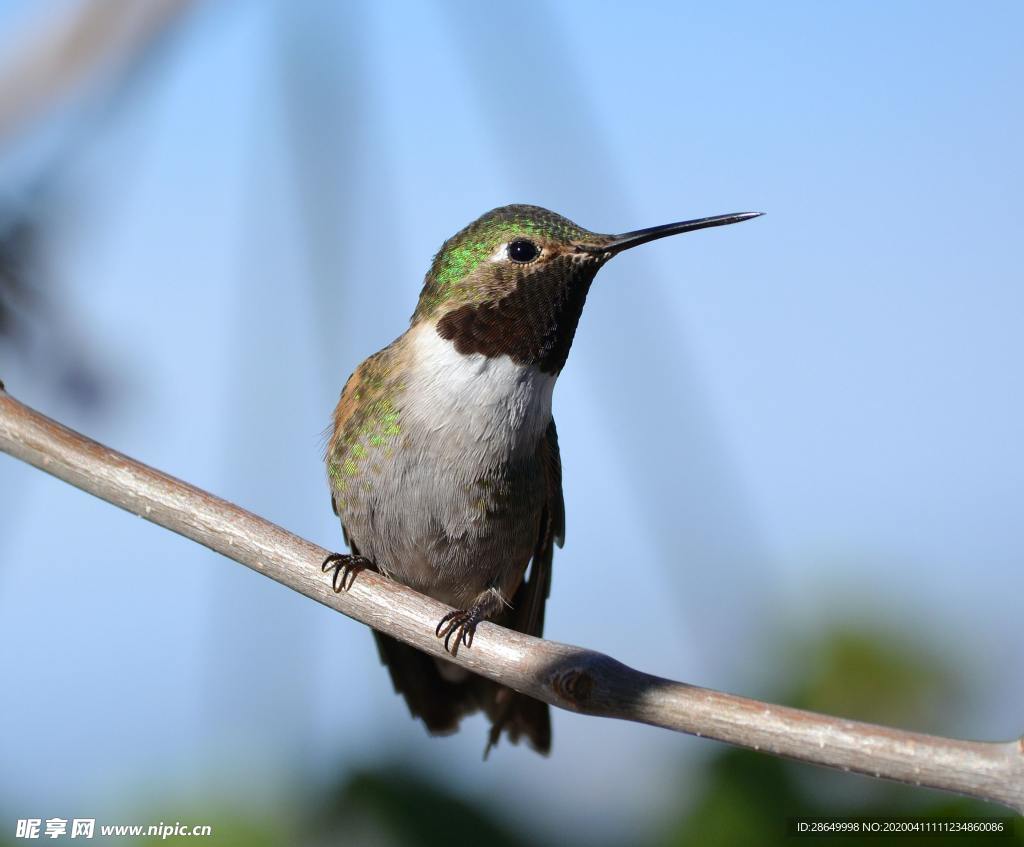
[435,256,601,374]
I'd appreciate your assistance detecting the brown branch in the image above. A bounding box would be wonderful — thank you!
[1,380,1021,813]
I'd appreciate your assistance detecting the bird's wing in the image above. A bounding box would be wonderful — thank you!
[326,366,359,531]
[324,343,399,544]
[512,418,565,639]
[481,419,563,754]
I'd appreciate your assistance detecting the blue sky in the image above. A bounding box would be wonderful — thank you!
[0,0,1021,835]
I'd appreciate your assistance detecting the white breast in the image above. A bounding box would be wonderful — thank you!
[403,322,555,467]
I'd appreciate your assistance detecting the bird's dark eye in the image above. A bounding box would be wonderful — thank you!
[507,239,540,264]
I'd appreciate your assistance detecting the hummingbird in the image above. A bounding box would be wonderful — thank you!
[322,204,760,755]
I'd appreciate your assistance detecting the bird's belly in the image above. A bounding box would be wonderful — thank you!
[334,328,555,606]
[339,443,545,608]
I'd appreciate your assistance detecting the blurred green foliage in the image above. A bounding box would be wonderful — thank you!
[316,767,546,847]
[785,627,957,731]
[652,627,1019,846]
[307,626,1019,847]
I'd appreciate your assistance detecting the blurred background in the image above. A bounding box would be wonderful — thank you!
[0,0,1021,843]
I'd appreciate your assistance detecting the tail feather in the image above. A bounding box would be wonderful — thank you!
[372,632,474,734]
[484,684,551,758]
[373,631,550,754]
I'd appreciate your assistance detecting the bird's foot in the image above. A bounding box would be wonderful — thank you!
[321,553,374,592]
[435,607,484,656]
[435,588,505,657]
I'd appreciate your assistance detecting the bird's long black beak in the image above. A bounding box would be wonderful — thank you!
[584,211,763,256]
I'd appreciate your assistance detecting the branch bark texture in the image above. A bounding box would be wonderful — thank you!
[1,383,1021,813]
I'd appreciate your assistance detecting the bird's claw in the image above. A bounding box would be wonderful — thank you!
[321,553,372,592]
[435,608,482,656]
